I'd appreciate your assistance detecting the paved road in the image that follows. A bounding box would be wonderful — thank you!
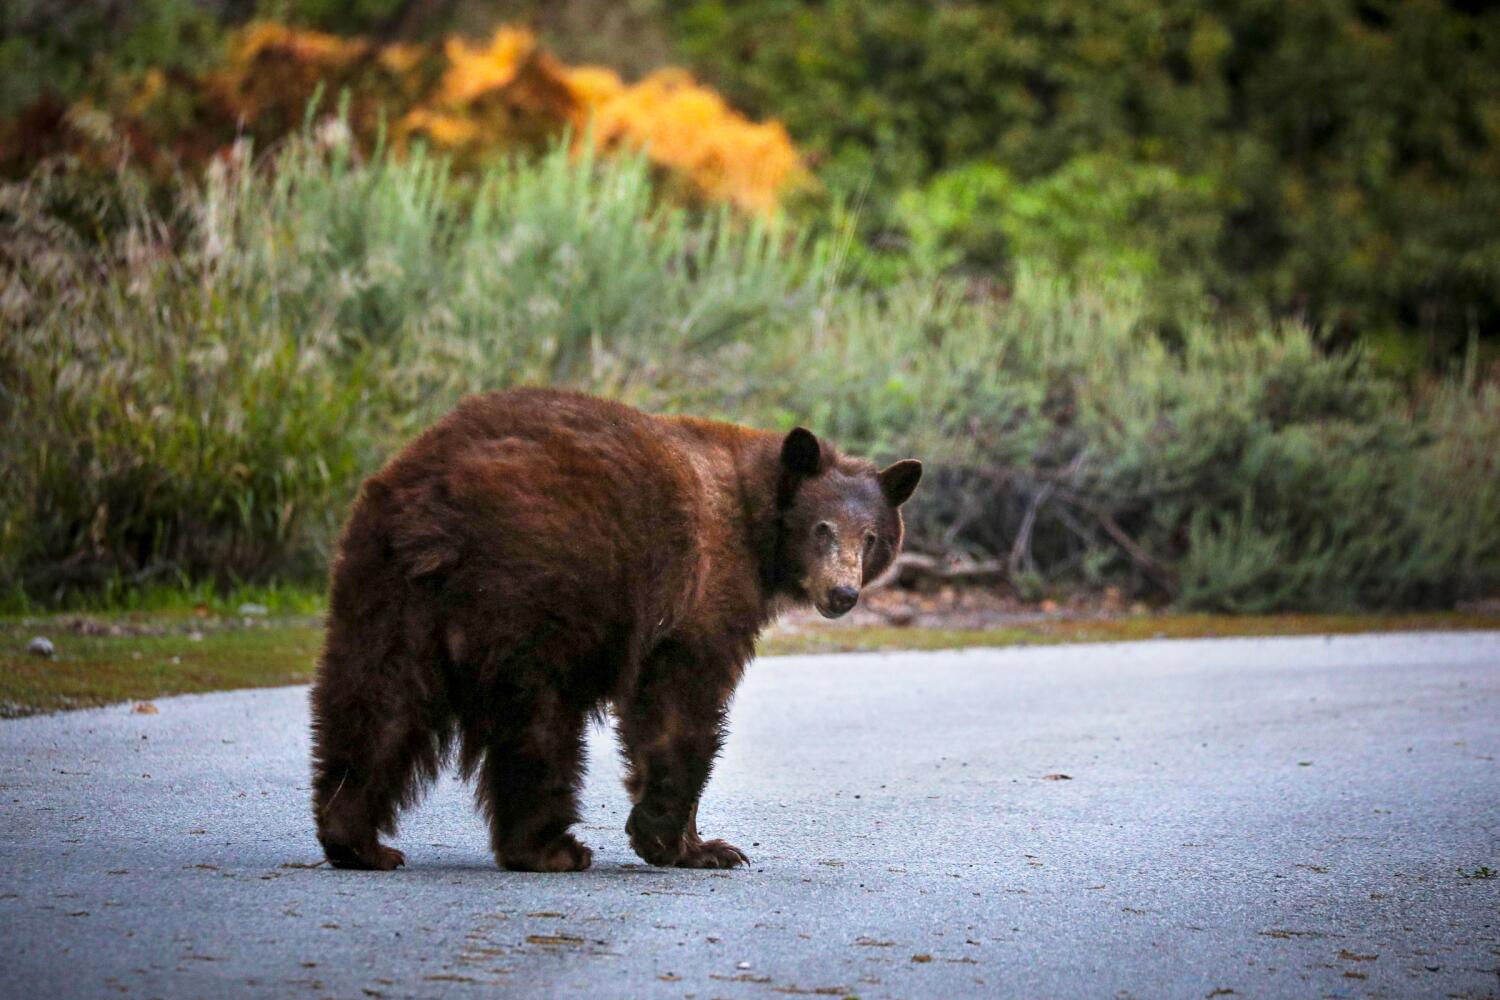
[2,633,1498,999]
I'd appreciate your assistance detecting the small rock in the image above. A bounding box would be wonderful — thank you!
[237,602,269,616]
[736,961,751,970]
[883,607,917,627]
[1101,586,1125,612]
[27,636,55,657]
[132,702,159,715]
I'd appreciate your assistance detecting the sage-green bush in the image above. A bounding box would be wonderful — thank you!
[0,135,821,602]
[3,134,1497,610]
[766,275,1500,611]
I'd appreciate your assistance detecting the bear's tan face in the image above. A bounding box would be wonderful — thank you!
[779,429,921,618]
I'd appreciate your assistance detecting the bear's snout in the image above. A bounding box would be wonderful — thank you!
[821,585,859,618]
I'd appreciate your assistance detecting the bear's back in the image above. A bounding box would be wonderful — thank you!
[344,389,757,679]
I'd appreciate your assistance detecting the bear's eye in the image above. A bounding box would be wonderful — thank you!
[863,531,877,554]
[814,521,835,543]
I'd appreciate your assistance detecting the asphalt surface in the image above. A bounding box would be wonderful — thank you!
[2,632,1498,1000]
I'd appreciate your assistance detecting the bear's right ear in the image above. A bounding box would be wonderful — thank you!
[878,459,922,507]
[780,427,822,477]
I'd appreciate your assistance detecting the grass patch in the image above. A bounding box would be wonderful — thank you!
[3,611,1494,717]
[0,581,327,618]
[0,621,321,717]
[762,611,1498,656]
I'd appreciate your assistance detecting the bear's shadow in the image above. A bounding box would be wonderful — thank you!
[273,852,787,887]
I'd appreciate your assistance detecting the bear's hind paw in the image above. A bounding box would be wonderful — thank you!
[674,838,749,869]
[500,834,593,873]
[323,840,406,871]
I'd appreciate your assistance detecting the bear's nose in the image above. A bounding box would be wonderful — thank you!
[826,586,859,615]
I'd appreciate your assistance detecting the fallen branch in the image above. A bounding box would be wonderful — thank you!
[1007,478,1057,581]
[1082,504,1177,596]
[873,552,1009,591]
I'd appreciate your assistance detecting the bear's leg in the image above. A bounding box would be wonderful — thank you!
[473,688,593,873]
[617,643,749,869]
[310,670,447,872]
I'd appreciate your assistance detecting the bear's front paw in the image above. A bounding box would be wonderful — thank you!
[500,833,593,873]
[322,838,406,871]
[674,838,750,869]
[625,805,682,865]
[627,807,749,868]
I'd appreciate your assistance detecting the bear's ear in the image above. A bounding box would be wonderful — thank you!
[780,427,822,477]
[878,459,922,507]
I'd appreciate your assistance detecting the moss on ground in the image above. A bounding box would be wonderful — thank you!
[1,622,322,717]
[759,611,1497,656]
[2,611,1495,717]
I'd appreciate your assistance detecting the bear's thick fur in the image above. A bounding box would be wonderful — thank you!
[310,388,921,872]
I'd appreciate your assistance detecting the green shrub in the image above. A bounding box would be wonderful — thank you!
[10,1,1500,359]
[742,273,1500,610]
[668,0,1500,356]
[0,0,221,119]
[841,158,1220,325]
[0,131,821,603]
[3,128,1497,611]
[1,163,373,600]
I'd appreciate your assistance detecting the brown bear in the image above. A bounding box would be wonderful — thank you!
[309,388,921,872]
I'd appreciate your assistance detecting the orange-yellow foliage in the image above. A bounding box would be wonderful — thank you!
[83,22,810,212]
[236,21,368,66]
[406,26,805,213]
[439,28,534,105]
[579,69,802,215]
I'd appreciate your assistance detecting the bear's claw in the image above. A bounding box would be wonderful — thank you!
[674,838,750,869]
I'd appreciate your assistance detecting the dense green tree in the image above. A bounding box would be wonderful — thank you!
[4,0,1498,352]
[667,0,1500,352]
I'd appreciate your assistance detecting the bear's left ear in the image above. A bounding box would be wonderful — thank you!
[780,427,822,477]
[878,460,922,507]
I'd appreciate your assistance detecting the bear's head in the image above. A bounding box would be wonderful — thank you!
[775,427,922,619]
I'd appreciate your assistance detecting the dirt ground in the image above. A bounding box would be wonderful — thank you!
[777,583,1151,632]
